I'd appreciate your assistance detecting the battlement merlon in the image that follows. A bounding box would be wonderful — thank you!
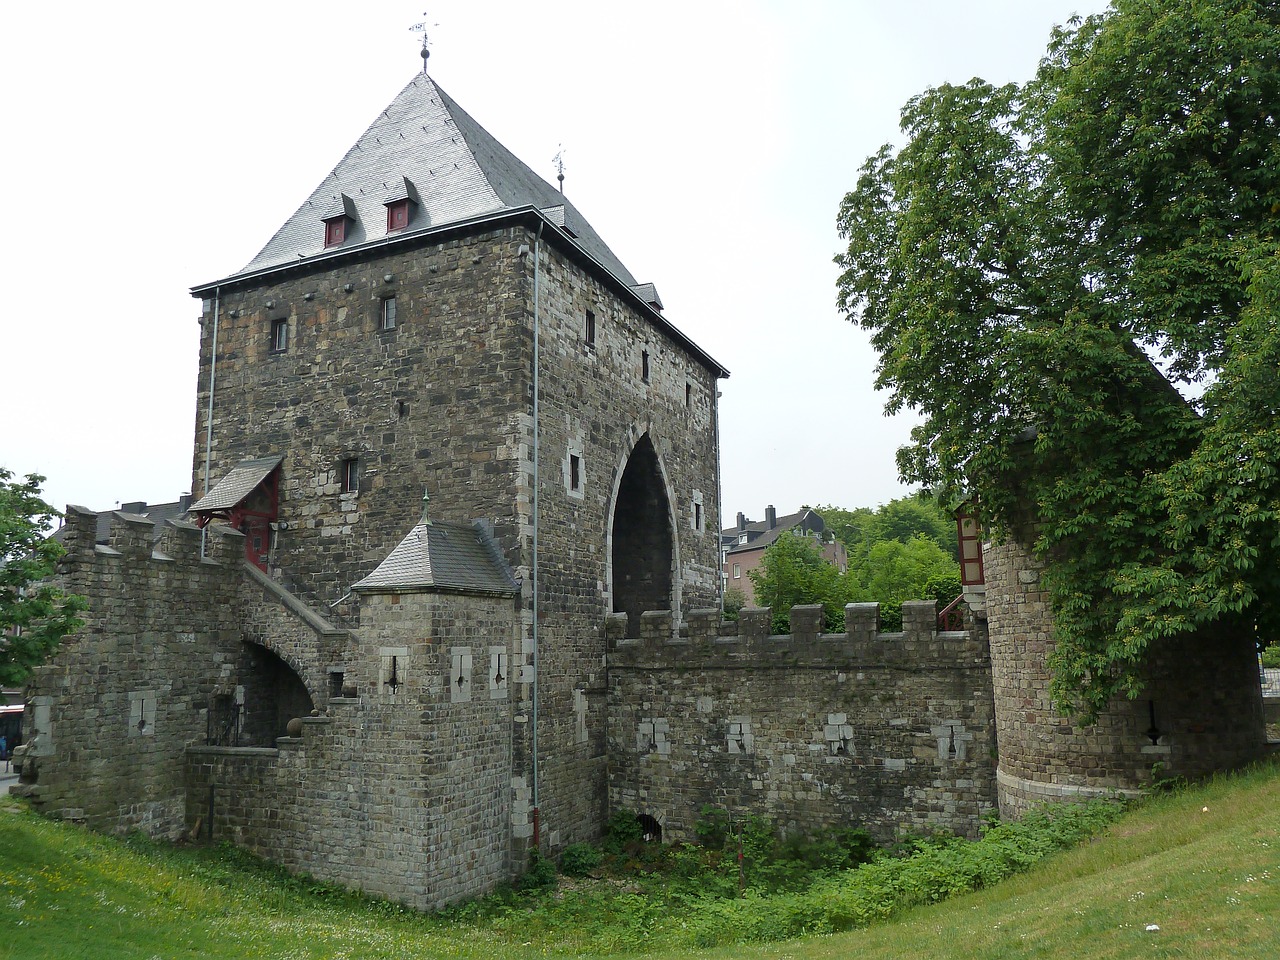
[55,508,246,569]
[607,599,989,669]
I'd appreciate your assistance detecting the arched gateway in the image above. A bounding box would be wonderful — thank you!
[610,434,674,638]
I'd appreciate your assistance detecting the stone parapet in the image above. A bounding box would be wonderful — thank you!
[607,600,997,844]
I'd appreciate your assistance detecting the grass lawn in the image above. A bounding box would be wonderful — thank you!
[1,760,1276,959]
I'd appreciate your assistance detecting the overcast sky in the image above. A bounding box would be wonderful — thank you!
[2,1,1108,526]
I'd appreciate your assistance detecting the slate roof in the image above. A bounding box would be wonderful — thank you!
[723,509,823,556]
[352,519,520,597]
[50,497,193,546]
[233,74,637,286]
[190,456,282,513]
[191,72,727,379]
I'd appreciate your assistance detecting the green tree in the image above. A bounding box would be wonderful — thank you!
[818,497,957,557]
[845,536,960,631]
[0,470,86,685]
[722,586,747,622]
[748,532,846,633]
[835,0,1280,717]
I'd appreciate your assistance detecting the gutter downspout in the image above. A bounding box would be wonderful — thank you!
[714,382,723,610]
[201,288,220,558]
[531,221,544,847]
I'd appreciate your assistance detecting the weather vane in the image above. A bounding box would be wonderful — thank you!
[553,145,566,194]
[409,13,438,73]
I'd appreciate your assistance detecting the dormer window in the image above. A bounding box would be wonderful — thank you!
[323,217,347,247]
[320,193,356,249]
[383,177,420,234]
[386,198,412,232]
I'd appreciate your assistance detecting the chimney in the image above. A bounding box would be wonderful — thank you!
[120,501,147,515]
[766,505,777,529]
[179,493,193,512]
[737,512,747,531]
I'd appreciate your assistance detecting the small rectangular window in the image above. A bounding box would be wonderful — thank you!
[686,382,693,407]
[585,309,596,346]
[386,199,411,232]
[340,457,359,494]
[381,296,397,330]
[733,563,741,579]
[569,454,581,491]
[270,318,288,352]
[694,501,703,531]
[642,350,650,383]
[324,217,346,247]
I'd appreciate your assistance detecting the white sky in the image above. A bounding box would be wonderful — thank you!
[1,1,1108,525]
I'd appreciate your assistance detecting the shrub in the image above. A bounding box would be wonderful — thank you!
[1261,644,1280,668]
[559,842,603,877]
[602,809,643,855]
[517,849,556,891]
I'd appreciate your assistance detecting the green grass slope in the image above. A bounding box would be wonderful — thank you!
[1,760,1276,959]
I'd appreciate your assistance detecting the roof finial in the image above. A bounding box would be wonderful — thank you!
[553,145,566,194]
[409,14,436,74]
[421,488,433,525]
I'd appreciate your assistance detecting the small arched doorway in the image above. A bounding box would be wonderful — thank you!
[611,434,673,638]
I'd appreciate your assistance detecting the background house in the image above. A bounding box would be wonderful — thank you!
[721,505,847,603]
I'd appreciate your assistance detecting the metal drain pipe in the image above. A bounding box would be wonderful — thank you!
[201,287,221,557]
[531,220,544,846]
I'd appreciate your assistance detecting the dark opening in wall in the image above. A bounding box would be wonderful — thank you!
[207,694,238,747]
[641,350,650,383]
[611,434,672,638]
[239,643,314,744]
[637,813,663,842]
[340,458,359,494]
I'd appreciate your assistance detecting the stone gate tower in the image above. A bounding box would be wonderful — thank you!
[189,71,728,853]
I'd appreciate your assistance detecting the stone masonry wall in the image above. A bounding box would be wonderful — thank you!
[185,589,520,910]
[192,221,724,857]
[192,228,529,620]
[16,509,245,837]
[607,602,997,843]
[984,534,1267,817]
[520,234,723,853]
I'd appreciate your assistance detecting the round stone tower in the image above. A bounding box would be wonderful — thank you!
[984,532,1267,818]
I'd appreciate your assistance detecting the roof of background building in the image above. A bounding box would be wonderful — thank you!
[51,496,194,546]
[723,508,824,556]
[353,518,520,597]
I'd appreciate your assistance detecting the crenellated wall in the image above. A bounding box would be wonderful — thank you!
[606,601,998,842]
[15,508,247,836]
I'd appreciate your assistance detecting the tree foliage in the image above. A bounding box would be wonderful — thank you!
[0,469,86,685]
[817,496,957,557]
[748,498,961,633]
[835,0,1280,717]
[749,532,845,633]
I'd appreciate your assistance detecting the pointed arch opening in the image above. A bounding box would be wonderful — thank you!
[611,434,674,638]
[237,642,316,744]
